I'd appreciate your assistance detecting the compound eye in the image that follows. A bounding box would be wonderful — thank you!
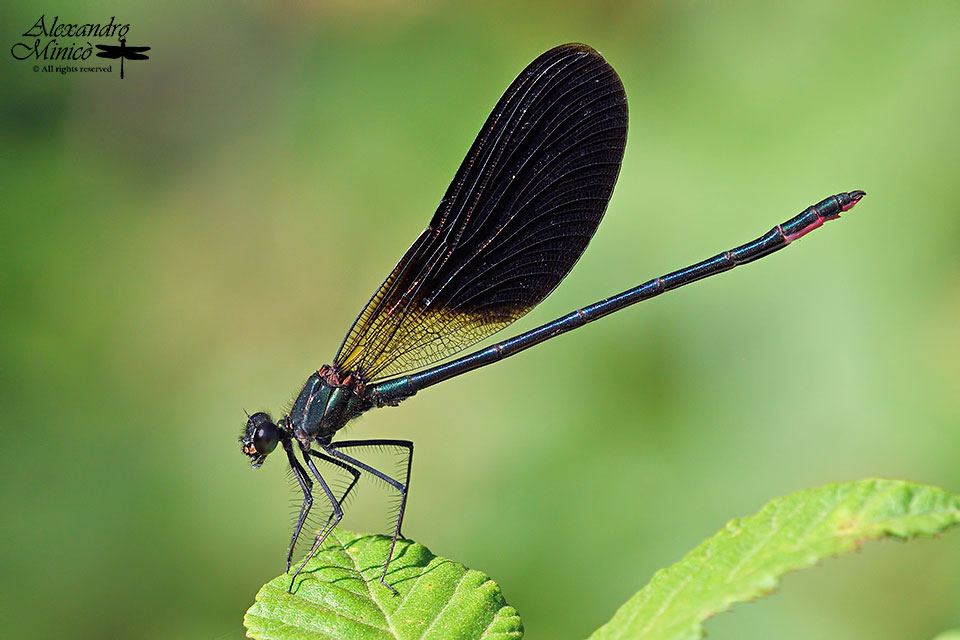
[241,412,280,465]
[253,421,279,454]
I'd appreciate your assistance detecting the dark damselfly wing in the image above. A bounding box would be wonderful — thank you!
[94,45,123,59]
[94,44,150,60]
[334,43,628,381]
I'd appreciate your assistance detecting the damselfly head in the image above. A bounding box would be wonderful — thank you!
[240,411,279,468]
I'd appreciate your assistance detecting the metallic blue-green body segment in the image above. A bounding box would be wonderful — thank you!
[369,191,864,407]
[289,372,371,440]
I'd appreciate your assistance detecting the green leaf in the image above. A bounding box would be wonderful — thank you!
[244,530,523,640]
[590,479,960,640]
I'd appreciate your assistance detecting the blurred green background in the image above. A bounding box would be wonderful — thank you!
[2,1,958,638]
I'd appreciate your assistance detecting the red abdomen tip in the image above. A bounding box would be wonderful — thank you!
[841,190,866,212]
